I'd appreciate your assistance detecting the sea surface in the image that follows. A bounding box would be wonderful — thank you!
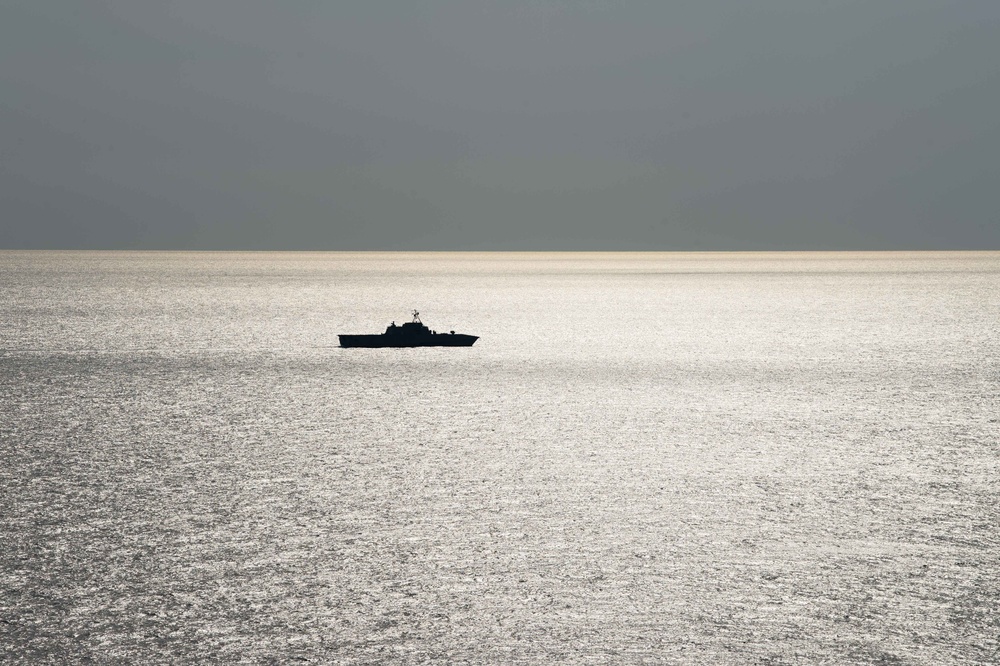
[1,251,998,664]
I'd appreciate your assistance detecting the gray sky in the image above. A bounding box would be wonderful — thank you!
[2,1,999,250]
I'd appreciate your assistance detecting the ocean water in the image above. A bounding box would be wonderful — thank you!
[1,251,998,664]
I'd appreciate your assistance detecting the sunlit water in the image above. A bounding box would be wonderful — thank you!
[1,251,998,664]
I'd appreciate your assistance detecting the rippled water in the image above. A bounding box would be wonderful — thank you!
[1,251,998,664]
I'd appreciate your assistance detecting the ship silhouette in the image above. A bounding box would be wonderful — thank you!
[339,311,478,348]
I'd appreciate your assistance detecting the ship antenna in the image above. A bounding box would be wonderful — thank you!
[412,310,420,323]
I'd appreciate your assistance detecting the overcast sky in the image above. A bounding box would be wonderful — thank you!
[2,1,998,250]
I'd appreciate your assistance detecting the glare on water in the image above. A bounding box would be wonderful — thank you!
[1,251,998,663]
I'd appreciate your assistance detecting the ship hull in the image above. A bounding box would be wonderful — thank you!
[339,333,478,348]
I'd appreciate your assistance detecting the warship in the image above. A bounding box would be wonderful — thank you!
[339,311,478,348]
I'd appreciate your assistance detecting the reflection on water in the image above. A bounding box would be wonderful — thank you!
[1,251,998,663]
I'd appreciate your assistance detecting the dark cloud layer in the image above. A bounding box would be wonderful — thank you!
[2,1,998,249]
